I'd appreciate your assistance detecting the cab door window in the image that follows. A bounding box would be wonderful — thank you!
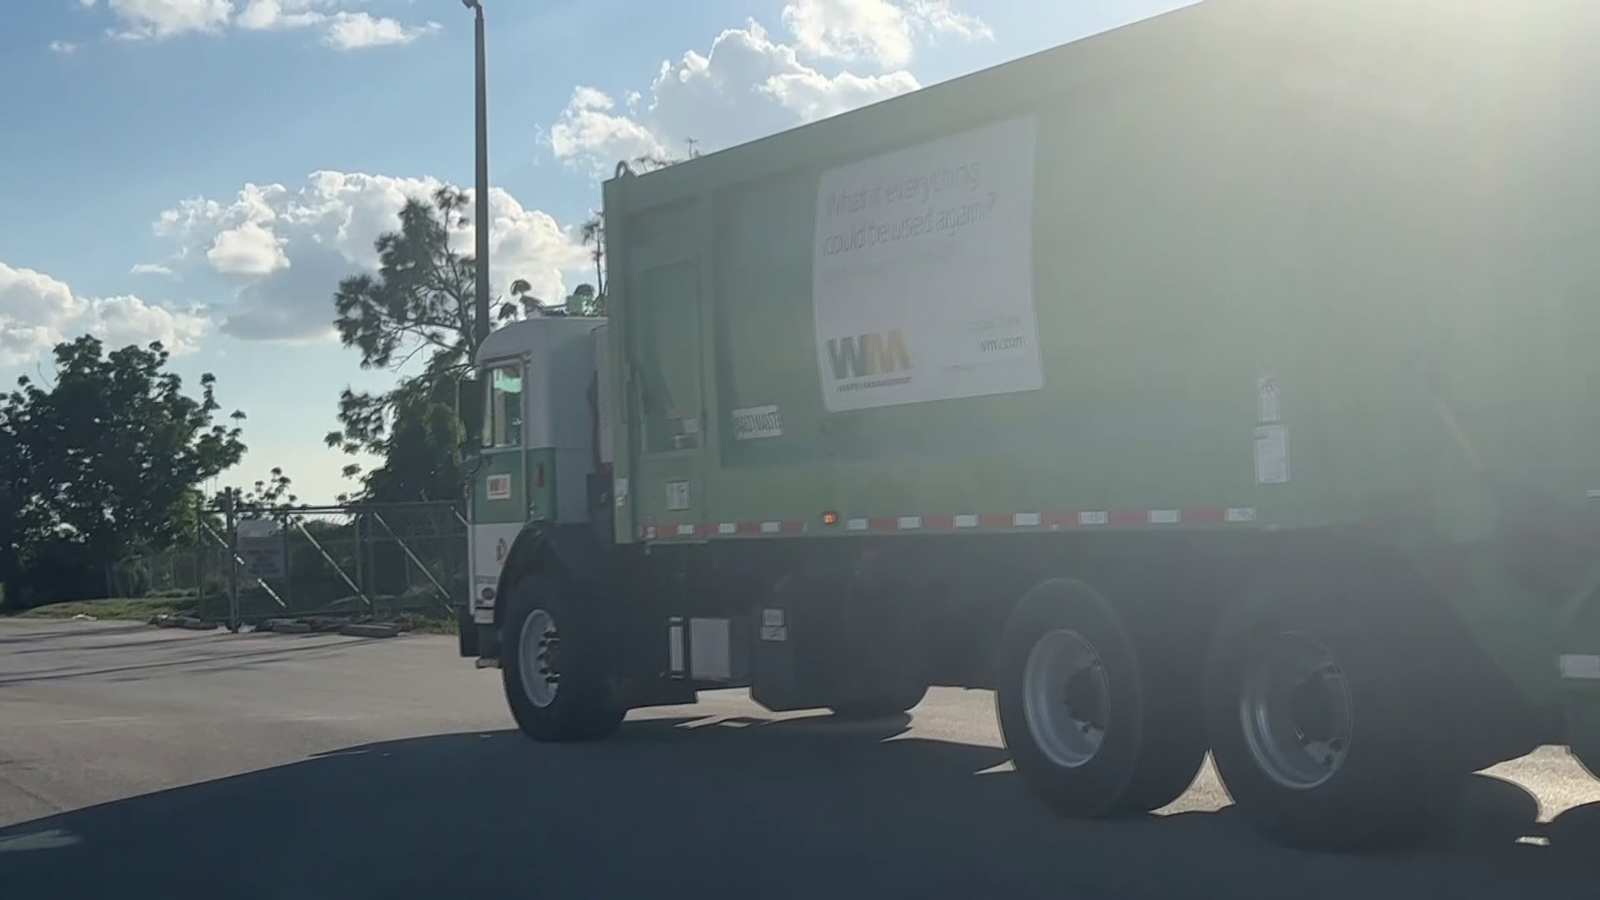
[483,362,524,449]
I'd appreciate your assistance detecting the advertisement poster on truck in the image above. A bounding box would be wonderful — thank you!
[812,114,1043,412]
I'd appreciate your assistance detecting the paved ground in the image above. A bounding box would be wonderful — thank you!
[0,620,1596,900]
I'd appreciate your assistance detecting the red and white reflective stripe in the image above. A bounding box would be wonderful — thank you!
[649,507,1258,540]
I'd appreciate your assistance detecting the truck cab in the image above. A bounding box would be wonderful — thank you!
[459,316,611,654]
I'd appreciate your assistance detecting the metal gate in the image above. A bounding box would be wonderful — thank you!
[113,499,467,630]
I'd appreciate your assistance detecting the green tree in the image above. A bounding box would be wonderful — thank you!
[0,405,29,607]
[359,386,467,503]
[326,186,505,502]
[567,283,604,317]
[221,466,298,513]
[3,336,246,603]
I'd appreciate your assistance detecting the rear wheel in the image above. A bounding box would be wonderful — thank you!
[1205,566,1459,851]
[996,578,1206,818]
[826,575,931,720]
[500,575,624,742]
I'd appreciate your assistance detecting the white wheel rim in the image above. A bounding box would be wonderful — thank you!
[1022,628,1110,769]
[518,608,560,708]
[1238,632,1353,790]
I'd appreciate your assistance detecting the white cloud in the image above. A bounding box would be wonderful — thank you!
[107,0,233,40]
[100,0,437,48]
[782,0,992,68]
[322,11,440,49]
[130,262,175,276]
[0,262,209,366]
[236,0,325,30]
[208,221,289,276]
[549,19,921,172]
[153,172,588,342]
[50,40,80,53]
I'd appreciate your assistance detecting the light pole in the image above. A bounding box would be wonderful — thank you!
[463,0,491,347]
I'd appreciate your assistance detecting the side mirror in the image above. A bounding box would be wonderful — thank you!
[456,376,484,443]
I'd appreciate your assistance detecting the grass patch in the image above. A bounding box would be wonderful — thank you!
[384,608,458,635]
[5,596,200,622]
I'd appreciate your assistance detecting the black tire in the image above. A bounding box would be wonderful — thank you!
[996,578,1206,818]
[826,575,931,720]
[1204,566,1458,851]
[500,574,624,742]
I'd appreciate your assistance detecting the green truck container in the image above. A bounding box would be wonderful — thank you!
[459,0,1600,852]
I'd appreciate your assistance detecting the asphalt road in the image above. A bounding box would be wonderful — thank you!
[0,620,1596,900]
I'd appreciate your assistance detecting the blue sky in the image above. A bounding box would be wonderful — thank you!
[0,0,1192,504]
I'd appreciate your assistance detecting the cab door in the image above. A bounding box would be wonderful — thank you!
[469,357,530,624]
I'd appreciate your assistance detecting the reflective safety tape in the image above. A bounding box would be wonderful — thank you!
[647,507,1260,541]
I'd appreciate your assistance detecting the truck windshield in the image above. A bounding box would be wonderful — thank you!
[484,362,523,449]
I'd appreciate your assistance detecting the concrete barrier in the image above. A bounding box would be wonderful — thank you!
[339,622,402,639]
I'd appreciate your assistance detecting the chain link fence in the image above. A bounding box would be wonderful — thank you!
[111,500,467,627]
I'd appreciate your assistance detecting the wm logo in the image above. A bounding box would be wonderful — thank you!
[826,330,911,380]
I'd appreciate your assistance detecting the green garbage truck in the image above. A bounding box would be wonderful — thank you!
[457,0,1600,851]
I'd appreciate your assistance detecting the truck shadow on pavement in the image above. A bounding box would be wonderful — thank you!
[0,712,1594,900]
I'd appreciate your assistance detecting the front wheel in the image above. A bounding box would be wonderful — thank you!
[500,575,624,742]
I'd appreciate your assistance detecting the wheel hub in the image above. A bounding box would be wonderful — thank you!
[518,608,561,708]
[1239,632,1353,790]
[1022,628,1110,769]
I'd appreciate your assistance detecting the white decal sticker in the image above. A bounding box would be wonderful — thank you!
[731,405,784,441]
[760,608,788,642]
[1257,374,1281,423]
[1254,425,1290,485]
[666,480,691,511]
[485,473,512,500]
[469,521,524,623]
[812,115,1043,412]
[614,476,629,508]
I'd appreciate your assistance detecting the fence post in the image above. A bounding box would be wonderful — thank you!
[353,507,365,601]
[225,488,240,632]
[279,509,293,612]
[195,496,207,620]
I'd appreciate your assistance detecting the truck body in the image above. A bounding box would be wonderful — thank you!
[461,0,1600,852]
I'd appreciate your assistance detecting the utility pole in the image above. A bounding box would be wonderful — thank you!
[464,0,491,347]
